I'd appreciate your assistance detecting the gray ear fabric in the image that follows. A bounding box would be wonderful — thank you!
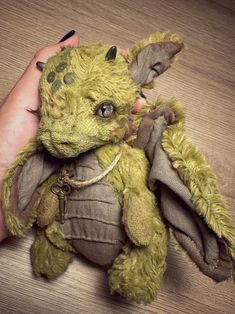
[152,62,164,76]
[129,41,183,86]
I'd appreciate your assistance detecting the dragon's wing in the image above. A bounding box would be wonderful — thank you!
[135,105,235,281]
[1,139,60,236]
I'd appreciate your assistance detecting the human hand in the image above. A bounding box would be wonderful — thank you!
[0,30,80,241]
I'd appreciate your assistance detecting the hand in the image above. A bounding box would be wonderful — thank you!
[0,30,80,241]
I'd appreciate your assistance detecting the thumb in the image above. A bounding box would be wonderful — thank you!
[34,30,80,63]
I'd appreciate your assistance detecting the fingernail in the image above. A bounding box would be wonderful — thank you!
[59,30,75,42]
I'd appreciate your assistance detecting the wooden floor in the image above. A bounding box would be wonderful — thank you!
[0,0,235,313]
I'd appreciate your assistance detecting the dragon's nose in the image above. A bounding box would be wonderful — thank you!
[39,129,98,158]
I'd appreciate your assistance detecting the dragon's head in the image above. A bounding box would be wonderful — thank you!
[37,33,183,158]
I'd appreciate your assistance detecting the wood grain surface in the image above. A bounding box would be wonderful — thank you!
[0,0,234,313]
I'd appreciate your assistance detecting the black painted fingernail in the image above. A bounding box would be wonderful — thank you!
[140,91,146,99]
[59,30,75,42]
[36,61,46,71]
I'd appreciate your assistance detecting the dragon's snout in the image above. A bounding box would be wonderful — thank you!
[38,129,102,159]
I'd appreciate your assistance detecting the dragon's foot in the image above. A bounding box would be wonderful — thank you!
[108,238,167,304]
[31,227,74,279]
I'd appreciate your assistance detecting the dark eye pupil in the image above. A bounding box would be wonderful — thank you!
[101,106,107,115]
[96,102,114,118]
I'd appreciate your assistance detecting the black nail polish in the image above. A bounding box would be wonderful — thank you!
[59,30,75,42]
[140,91,146,99]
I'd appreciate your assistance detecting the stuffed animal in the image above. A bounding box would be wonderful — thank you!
[1,32,235,304]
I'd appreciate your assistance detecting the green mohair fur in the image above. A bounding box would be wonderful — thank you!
[162,110,235,274]
[38,44,139,158]
[122,186,154,246]
[96,142,168,302]
[1,139,42,236]
[45,221,75,253]
[31,227,74,279]
[108,215,168,304]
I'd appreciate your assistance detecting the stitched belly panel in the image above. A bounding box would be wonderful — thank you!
[60,150,126,266]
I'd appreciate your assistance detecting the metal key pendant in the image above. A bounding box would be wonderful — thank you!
[51,171,72,223]
[58,191,68,223]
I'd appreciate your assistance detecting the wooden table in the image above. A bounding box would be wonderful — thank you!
[0,1,234,313]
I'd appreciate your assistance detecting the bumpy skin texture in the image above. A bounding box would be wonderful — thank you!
[2,32,234,304]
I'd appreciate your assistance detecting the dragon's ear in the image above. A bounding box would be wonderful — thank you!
[127,32,184,86]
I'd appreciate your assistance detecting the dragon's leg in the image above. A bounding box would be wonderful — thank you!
[31,223,75,279]
[108,208,168,304]
[1,139,41,236]
[30,173,76,279]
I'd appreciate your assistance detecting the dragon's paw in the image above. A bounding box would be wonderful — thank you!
[108,244,166,304]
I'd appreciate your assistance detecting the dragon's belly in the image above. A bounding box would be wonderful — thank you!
[60,150,126,266]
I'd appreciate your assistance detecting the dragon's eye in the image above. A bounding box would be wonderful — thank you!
[96,102,115,118]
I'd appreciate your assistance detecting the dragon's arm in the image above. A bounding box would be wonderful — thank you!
[0,138,60,236]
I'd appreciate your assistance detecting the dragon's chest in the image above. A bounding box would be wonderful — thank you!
[60,150,126,266]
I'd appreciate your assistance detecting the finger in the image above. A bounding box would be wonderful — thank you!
[131,98,146,114]
[117,47,128,59]
[124,97,147,140]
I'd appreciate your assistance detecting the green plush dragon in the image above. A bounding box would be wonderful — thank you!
[1,32,235,304]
